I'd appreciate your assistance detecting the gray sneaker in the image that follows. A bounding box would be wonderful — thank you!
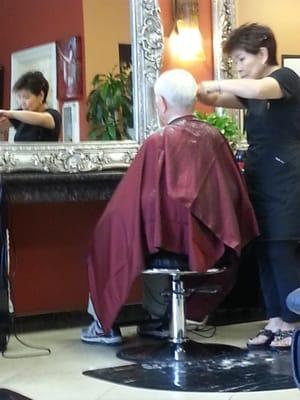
[137,321,169,339]
[81,321,123,345]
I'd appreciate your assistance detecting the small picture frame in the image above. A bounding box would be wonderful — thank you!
[281,55,300,77]
[56,36,83,101]
[62,101,80,143]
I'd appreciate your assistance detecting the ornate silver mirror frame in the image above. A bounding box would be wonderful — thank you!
[0,0,235,174]
[212,0,236,81]
[212,0,239,125]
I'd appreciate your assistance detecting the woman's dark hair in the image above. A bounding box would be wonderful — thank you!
[13,71,49,103]
[223,23,278,66]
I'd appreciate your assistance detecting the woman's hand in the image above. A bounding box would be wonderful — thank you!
[200,81,220,94]
[0,109,55,129]
[197,81,246,109]
[0,110,12,132]
[197,82,220,106]
[0,109,11,119]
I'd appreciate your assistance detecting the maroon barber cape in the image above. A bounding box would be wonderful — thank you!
[87,116,259,331]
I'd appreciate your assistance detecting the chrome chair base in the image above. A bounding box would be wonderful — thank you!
[117,339,242,363]
[117,268,241,363]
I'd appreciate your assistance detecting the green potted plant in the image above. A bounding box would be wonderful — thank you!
[86,66,133,140]
[194,111,242,148]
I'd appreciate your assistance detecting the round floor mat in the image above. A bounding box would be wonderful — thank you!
[83,348,296,392]
[0,389,32,400]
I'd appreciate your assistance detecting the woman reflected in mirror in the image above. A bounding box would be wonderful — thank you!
[0,70,61,141]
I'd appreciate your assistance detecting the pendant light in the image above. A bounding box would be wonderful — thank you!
[169,0,205,62]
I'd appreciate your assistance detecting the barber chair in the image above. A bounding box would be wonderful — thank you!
[117,265,243,363]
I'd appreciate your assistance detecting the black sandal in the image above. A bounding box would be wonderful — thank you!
[247,329,275,350]
[270,329,295,351]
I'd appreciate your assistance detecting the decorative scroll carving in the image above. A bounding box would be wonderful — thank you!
[212,0,236,81]
[140,1,164,70]
[0,142,138,173]
[131,0,164,141]
[212,1,240,126]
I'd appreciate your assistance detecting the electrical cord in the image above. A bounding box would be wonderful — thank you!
[1,204,52,359]
[144,274,218,339]
[186,316,217,339]
[187,323,217,339]
[2,314,51,359]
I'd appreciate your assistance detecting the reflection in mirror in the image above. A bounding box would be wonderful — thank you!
[0,0,163,172]
[159,0,236,116]
[0,0,234,173]
[83,0,131,142]
[2,0,132,143]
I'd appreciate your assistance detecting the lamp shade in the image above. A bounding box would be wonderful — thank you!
[169,0,205,62]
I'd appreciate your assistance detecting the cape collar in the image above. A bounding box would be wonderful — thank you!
[167,114,195,125]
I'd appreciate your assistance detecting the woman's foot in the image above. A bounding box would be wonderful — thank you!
[270,322,300,350]
[270,330,294,350]
[247,329,275,350]
[247,318,283,349]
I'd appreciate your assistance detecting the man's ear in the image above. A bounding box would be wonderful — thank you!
[157,95,167,112]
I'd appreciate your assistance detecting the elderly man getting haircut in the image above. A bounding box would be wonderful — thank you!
[81,69,259,345]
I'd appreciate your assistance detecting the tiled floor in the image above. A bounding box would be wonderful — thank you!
[0,320,299,400]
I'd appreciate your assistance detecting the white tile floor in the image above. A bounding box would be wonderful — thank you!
[0,320,299,400]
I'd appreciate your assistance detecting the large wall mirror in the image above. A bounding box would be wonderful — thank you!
[0,0,235,173]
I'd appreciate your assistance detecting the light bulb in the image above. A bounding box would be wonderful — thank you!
[169,19,205,62]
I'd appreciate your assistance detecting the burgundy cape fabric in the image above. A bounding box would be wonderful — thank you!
[88,117,259,331]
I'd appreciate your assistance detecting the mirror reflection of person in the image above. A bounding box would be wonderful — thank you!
[197,23,300,350]
[0,71,61,141]
[80,69,259,345]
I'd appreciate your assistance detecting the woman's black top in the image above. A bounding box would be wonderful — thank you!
[241,67,300,240]
[10,108,61,142]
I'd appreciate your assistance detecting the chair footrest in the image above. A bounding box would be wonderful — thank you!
[188,285,221,295]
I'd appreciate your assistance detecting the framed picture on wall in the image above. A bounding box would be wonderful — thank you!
[282,54,300,77]
[56,36,83,101]
[118,43,131,70]
[62,101,80,143]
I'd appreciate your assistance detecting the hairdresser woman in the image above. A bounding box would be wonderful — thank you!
[197,23,300,350]
[0,70,61,141]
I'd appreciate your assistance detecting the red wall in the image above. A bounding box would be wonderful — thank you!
[7,201,104,315]
[0,0,89,138]
[8,201,142,316]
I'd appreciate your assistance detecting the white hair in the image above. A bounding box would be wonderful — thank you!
[154,69,197,109]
